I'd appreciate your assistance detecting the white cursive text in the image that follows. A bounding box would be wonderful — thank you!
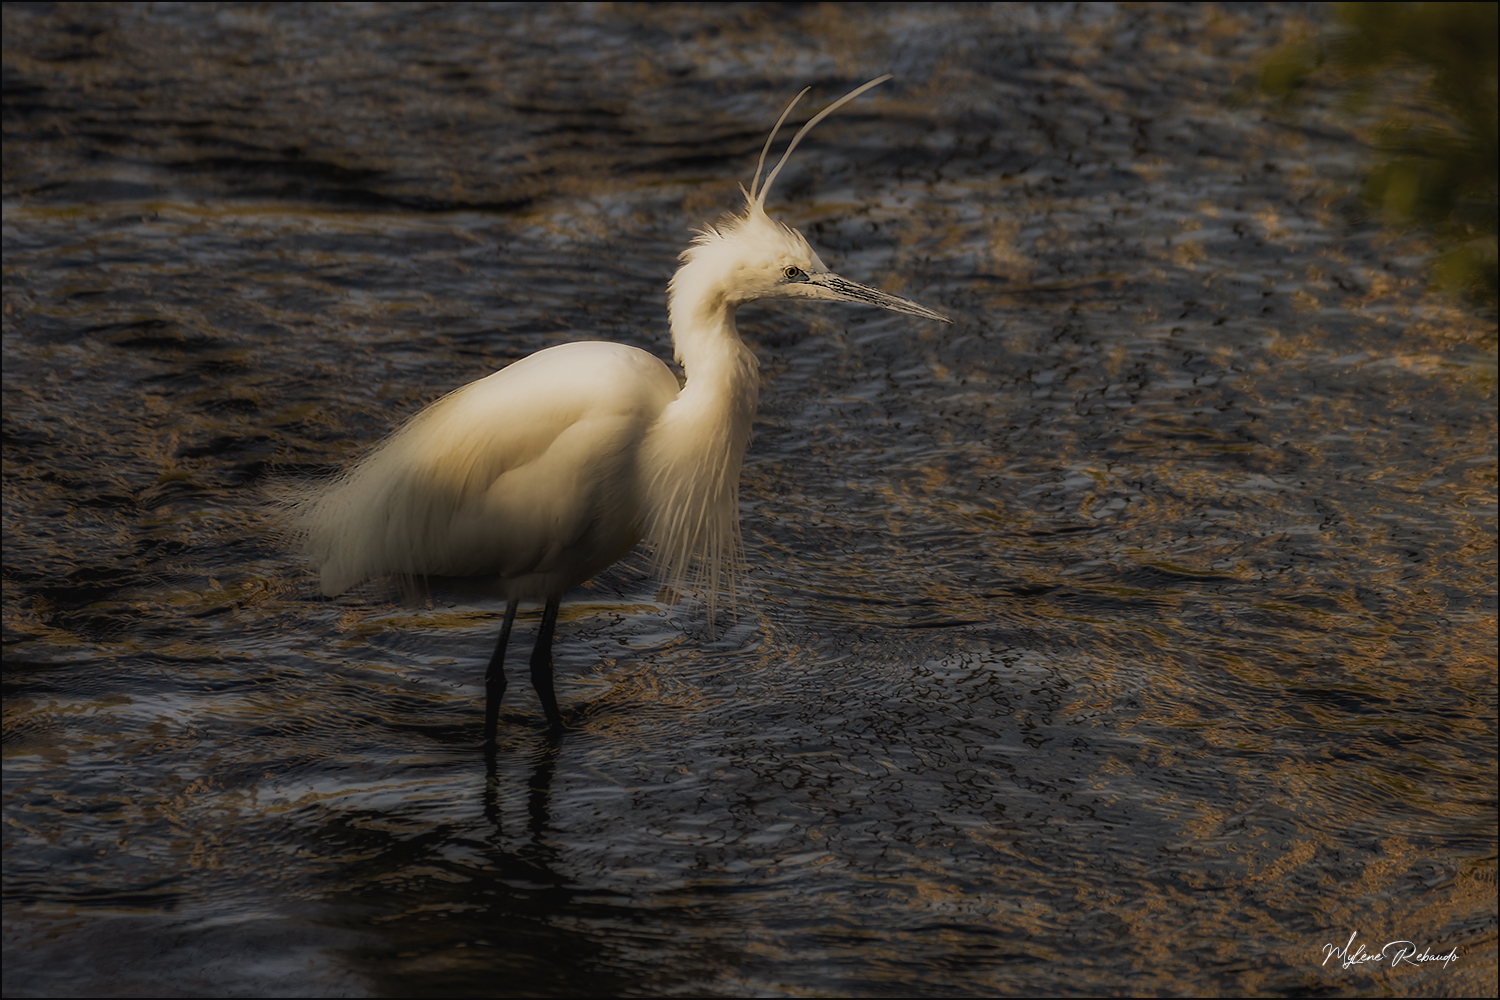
[1321,931,1458,971]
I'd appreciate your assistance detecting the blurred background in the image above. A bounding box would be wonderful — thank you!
[4,3,1496,997]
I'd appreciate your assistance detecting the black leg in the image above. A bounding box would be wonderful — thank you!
[530,594,564,729]
[484,598,519,748]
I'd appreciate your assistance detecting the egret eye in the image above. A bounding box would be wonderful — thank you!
[783,266,805,280]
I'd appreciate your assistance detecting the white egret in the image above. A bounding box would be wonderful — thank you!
[294,76,948,743]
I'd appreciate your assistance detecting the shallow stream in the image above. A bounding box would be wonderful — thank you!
[4,4,1496,996]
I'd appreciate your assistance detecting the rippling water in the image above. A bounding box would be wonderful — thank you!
[4,3,1496,997]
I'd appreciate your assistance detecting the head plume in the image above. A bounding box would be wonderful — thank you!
[748,75,893,214]
[683,75,894,263]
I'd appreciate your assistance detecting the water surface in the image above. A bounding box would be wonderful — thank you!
[4,3,1496,997]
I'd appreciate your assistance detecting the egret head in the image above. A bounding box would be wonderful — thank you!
[670,76,949,335]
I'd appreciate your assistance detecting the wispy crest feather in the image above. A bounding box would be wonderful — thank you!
[753,74,892,212]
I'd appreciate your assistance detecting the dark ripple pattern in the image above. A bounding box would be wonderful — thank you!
[4,3,1496,997]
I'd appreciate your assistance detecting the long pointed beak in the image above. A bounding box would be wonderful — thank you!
[808,272,951,324]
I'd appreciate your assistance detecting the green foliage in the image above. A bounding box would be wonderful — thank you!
[1259,2,1498,306]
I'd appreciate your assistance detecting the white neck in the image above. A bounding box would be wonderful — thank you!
[643,262,762,622]
[666,256,761,435]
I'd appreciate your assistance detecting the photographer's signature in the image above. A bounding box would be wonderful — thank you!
[1321,931,1458,971]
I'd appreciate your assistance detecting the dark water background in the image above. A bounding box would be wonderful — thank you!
[4,3,1496,996]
